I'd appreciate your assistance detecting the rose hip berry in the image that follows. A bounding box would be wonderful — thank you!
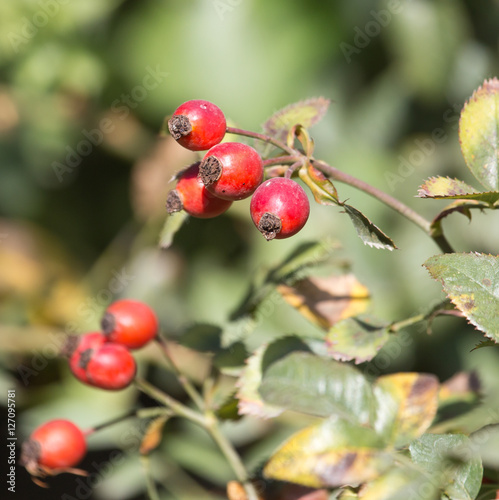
[101,299,159,349]
[199,142,264,201]
[21,419,87,474]
[166,162,232,219]
[168,100,226,151]
[250,177,310,240]
[64,331,107,384]
[85,343,137,390]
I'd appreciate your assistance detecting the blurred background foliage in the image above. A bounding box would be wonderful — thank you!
[1,0,499,499]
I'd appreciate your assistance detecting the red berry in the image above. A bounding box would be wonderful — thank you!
[64,332,107,384]
[101,299,159,349]
[199,142,264,201]
[168,100,226,151]
[85,343,137,390]
[21,419,86,473]
[166,162,232,218]
[250,177,310,240]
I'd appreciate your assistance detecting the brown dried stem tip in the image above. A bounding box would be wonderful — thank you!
[168,115,192,140]
[166,190,183,214]
[258,212,282,241]
[60,335,80,358]
[199,156,222,186]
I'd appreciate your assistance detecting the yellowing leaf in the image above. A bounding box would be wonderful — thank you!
[140,415,169,455]
[459,78,499,191]
[278,274,370,330]
[263,416,393,488]
[417,176,478,198]
[373,373,439,448]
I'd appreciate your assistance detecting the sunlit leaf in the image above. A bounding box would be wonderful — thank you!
[342,204,397,251]
[410,433,483,500]
[373,373,439,448]
[263,415,393,488]
[140,415,170,455]
[424,252,499,340]
[417,176,478,198]
[459,78,499,191]
[263,97,330,142]
[259,351,376,423]
[325,316,389,364]
[278,273,370,330]
[299,163,339,205]
[158,211,188,249]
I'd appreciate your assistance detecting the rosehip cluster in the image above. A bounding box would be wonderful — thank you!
[63,299,158,391]
[167,100,310,240]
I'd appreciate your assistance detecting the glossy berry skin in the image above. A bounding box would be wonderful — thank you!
[199,142,264,201]
[168,100,226,151]
[166,162,232,219]
[22,419,86,471]
[85,343,137,390]
[66,332,107,384]
[101,299,160,349]
[250,177,310,240]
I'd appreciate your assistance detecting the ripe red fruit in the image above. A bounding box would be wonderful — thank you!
[101,299,159,349]
[168,100,226,151]
[199,142,264,201]
[85,343,137,390]
[21,419,87,473]
[166,162,232,218]
[64,332,107,384]
[250,177,310,240]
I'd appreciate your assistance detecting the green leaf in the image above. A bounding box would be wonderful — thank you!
[424,252,499,340]
[325,316,390,364]
[299,163,339,205]
[262,97,330,142]
[373,373,439,448]
[471,339,498,351]
[263,415,393,488]
[360,465,440,500]
[259,351,376,423]
[471,424,499,468]
[236,338,311,419]
[459,78,499,191]
[431,199,490,226]
[342,204,397,251]
[158,211,188,249]
[410,433,483,500]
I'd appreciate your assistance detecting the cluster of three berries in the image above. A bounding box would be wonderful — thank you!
[64,299,158,390]
[167,100,310,240]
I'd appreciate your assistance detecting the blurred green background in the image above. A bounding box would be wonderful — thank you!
[1,0,499,499]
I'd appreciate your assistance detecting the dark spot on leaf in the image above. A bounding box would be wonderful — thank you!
[482,278,492,287]
[409,375,437,399]
[317,452,357,486]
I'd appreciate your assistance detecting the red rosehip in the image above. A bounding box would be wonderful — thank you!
[199,142,264,201]
[21,419,87,474]
[85,343,137,390]
[101,299,159,349]
[168,100,226,151]
[64,332,107,384]
[250,177,310,240]
[166,162,232,218]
